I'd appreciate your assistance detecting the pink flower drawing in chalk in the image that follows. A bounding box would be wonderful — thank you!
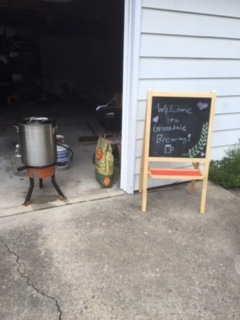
[153,115,159,123]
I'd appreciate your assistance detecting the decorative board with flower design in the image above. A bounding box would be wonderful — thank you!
[140,90,216,214]
[149,96,213,158]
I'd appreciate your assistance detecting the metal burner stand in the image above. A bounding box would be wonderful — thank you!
[23,165,65,206]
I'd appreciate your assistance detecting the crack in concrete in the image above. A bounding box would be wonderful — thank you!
[0,236,62,320]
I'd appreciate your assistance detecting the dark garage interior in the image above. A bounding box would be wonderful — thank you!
[0,0,124,211]
[0,0,124,113]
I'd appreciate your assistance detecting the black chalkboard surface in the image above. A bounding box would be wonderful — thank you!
[149,96,212,158]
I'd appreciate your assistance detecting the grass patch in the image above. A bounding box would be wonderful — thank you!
[209,145,240,189]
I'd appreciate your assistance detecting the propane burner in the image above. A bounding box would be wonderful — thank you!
[14,116,67,205]
[22,165,66,206]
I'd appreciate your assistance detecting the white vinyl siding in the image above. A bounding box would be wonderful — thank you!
[133,0,240,190]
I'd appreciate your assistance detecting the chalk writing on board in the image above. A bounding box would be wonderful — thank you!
[149,97,211,158]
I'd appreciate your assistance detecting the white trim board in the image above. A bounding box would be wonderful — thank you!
[121,0,142,194]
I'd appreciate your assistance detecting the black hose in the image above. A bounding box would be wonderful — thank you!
[55,142,74,166]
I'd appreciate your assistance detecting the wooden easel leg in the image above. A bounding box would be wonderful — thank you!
[200,177,208,214]
[189,162,200,194]
[141,169,148,212]
[142,187,147,212]
[139,143,146,194]
[189,180,196,194]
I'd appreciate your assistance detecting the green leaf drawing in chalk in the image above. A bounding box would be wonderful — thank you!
[187,122,209,157]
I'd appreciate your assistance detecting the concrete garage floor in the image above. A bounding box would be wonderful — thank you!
[0,103,123,216]
[1,182,240,319]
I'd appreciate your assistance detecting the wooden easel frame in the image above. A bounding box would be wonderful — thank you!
[139,91,216,213]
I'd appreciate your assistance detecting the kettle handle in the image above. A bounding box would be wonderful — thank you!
[13,125,19,133]
[53,125,59,134]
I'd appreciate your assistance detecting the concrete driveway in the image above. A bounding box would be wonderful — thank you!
[0,182,240,319]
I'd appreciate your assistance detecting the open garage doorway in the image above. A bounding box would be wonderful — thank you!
[0,0,125,212]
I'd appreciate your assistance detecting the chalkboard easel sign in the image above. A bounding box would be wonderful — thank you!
[139,90,216,214]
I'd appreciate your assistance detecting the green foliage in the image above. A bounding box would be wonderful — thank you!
[209,144,240,189]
